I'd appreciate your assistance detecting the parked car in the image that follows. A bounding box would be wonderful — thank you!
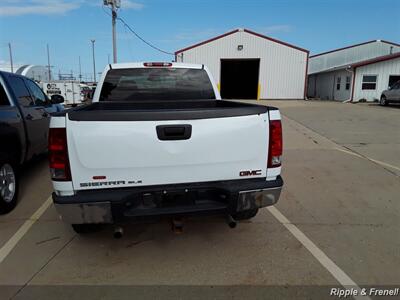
[49,62,283,234]
[0,71,64,214]
[380,80,400,106]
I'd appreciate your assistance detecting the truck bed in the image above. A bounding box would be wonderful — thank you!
[58,100,274,121]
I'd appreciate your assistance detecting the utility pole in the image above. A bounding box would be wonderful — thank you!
[104,0,120,63]
[78,56,82,82]
[47,44,52,81]
[8,43,14,73]
[91,39,96,82]
[112,3,117,63]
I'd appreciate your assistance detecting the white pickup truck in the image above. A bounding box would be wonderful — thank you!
[49,62,283,234]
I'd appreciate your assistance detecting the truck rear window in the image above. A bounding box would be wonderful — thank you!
[100,68,216,101]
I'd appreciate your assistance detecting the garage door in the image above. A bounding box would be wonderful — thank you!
[220,59,260,100]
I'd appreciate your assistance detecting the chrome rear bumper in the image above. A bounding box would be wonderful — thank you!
[53,177,283,224]
[54,202,113,224]
[237,187,282,211]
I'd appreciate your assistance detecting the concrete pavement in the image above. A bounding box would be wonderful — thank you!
[0,100,399,300]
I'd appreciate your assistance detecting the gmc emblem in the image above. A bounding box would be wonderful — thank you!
[239,170,262,177]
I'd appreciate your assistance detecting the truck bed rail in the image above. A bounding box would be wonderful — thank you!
[53,100,275,121]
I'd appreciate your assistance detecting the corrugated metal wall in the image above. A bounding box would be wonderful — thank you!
[354,57,400,101]
[176,30,308,99]
[308,69,352,101]
[309,41,400,74]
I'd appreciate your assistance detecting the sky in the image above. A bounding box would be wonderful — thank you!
[0,0,399,81]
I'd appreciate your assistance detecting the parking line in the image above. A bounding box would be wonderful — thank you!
[267,206,371,300]
[335,148,400,172]
[281,114,400,174]
[0,196,52,264]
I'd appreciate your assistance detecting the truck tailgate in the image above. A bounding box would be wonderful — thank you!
[66,113,269,191]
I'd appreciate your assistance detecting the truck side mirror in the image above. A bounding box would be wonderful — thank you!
[51,94,64,104]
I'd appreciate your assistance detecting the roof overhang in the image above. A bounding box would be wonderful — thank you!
[350,52,400,68]
[309,52,400,75]
[308,65,352,75]
[309,40,400,58]
[175,28,309,55]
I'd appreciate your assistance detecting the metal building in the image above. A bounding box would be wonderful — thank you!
[15,65,51,82]
[307,40,400,101]
[352,53,400,101]
[175,28,309,100]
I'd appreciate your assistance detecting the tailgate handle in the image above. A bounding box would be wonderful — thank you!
[156,125,192,140]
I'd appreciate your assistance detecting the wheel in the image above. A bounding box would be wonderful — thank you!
[232,208,259,221]
[380,96,388,106]
[0,159,19,214]
[71,224,102,234]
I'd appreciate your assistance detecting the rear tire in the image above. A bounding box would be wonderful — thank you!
[0,158,19,214]
[71,224,102,234]
[232,208,259,220]
[380,96,388,106]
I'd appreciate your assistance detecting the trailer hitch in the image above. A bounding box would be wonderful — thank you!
[171,217,184,234]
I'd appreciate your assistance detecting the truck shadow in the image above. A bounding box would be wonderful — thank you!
[368,103,400,109]
[18,153,52,201]
[72,214,248,255]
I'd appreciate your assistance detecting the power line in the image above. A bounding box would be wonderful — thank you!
[117,15,175,56]
[101,4,174,57]
[102,4,112,17]
[123,25,136,61]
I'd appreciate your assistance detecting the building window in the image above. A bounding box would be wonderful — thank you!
[336,76,341,90]
[345,76,351,90]
[362,75,377,90]
[388,75,400,88]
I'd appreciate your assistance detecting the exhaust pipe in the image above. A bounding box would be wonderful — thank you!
[113,226,124,239]
[226,215,237,229]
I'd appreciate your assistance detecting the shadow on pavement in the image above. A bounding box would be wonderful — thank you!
[367,103,400,109]
[18,154,50,198]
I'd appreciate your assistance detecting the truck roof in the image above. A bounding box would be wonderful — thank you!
[0,70,21,76]
[108,62,205,70]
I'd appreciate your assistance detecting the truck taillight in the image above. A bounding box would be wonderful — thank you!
[143,62,172,67]
[268,120,282,168]
[49,128,71,181]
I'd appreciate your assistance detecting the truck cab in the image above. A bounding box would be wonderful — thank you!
[0,71,64,213]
